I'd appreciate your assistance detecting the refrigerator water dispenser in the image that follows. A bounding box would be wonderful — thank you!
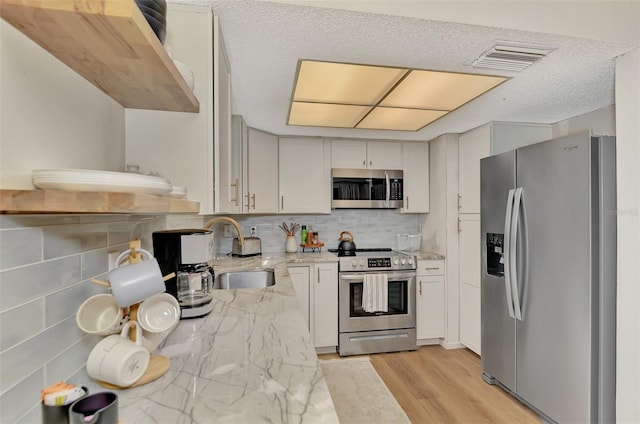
[486,233,504,277]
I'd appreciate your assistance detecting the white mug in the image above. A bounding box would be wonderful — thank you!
[137,293,181,333]
[109,249,165,307]
[86,321,150,387]
[76,294,129,336]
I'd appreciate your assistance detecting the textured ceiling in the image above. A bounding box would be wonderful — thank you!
[176,0,637,141]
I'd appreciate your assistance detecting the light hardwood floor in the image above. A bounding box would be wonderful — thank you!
[320,345,541,424]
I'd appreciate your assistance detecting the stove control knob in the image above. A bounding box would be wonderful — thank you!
[352,260,358,267]
[360,259,366,267]
[401,258,407,265]
[393,257,399,265]
[408,257,414,265]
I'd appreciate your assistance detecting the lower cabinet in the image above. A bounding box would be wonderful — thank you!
[416,259,445,341]
[288,262,338,350]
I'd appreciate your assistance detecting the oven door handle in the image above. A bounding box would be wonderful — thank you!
[339,271,416,281]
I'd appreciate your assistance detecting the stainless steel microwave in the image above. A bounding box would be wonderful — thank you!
[332,169,403,209]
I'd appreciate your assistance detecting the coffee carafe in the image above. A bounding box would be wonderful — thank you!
[152,229,214,318]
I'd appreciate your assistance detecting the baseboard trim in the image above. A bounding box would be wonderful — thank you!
[316,346,338,355]
[440,341,466,350]
[417,338,442,346]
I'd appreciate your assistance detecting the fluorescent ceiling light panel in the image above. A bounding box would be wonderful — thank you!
[357,107,448,131]
[380,70,507,110]
[293,61,407,105]
[288,60,509,131]
[288,102,371,128]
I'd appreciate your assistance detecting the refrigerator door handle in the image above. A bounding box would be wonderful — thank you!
[510,187,523,321]
[503,188,516,319]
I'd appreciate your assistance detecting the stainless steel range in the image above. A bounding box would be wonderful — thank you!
[332,248,417,356]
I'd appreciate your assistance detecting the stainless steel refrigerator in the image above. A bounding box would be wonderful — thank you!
[480,131,616,423]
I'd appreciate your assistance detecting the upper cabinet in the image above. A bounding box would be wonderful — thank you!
[458,122,551,213]
[244,128,279,214]
[402,142,430,213]
[278,137,331,214]
[331,140,403,170]
[126,4,229,214]
[0,0,199,113]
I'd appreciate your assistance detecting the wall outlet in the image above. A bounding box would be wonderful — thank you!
[250,226,257,237]
[108,251,120,271]
[223,225,234,238]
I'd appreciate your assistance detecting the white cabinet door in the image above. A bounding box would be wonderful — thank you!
[416,273,445,340]
[460,282,481,355]
[312,262,338,348]
[331,139,402,170]
[402,141,429,213]
[279,137,329,213]
[331,139,367,169]
[215,32,233,213]
[245,128,278,214]
[228,115,245,213]
[459,215,481,354]
[458,125,491,214]
[288,266,310,330]
[126,5,229,215]
[366,141,403,170]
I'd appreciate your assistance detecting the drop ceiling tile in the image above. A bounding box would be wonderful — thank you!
[288,102,371,128]
[293,60,407,105]
[356,107,448,131]
[380,70,508,110]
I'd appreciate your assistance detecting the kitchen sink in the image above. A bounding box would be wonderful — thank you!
[214,269,275,289]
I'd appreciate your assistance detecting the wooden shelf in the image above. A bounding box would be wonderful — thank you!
[0,0,199,113]
[0,189,200,214]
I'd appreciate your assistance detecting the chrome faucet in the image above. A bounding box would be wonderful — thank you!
[203,216,244,246]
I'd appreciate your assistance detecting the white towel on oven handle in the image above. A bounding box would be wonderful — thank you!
[362,273,388,313]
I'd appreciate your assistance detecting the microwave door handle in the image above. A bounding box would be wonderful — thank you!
[385,171,390,207]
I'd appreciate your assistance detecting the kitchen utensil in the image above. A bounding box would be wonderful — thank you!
[108,249,165,308]
[97,355,170,390]
[69,392,118,424]
[76,294,128,336]
[87,321,150,387]
[137,293,180,333]
[338,231,356,253]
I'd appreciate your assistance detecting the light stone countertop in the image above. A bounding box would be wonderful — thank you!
[412,251,446,260]
[116,252,339,423]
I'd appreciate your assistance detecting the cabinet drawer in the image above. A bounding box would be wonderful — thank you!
[417,259,445,276]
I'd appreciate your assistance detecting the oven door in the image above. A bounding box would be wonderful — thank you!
[339,270,416,333]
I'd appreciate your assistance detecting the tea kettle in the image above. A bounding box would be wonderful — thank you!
[338,231,356,253]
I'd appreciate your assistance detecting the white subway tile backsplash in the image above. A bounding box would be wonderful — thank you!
[44,336,98,387]
[82,246,116,279]
[0,256,81,312]
[0,368,43,424]
[0,316,82,392]
[45,282,105,327]
[42,223,108,260]
[0,299,44,351]
[0,228,42,269]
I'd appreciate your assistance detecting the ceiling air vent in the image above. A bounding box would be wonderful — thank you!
[472,41,556,72]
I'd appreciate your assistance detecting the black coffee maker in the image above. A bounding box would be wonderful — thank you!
[152,229,214,318]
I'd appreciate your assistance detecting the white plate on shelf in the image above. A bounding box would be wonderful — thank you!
[165,186,187,198]
[32,169,172,195]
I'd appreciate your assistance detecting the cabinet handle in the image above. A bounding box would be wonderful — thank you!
[425,267,440,271]
[406,196,409,209]
[369,160,372,166]
[362,160,366,166]
[458,194,462,209]
[230,179,239,206]
[419,281,423,295]
[281,195,284,210]
[251,193,256,210]
[317,268,320,282]
[245,192,250,210]
[458,218,462,233]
